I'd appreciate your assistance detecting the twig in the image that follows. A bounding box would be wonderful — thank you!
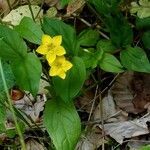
[35,0,45,19]
[99,91,105,150]
[88,85,99,121]
[26,0,35,21]
[0,59,26,150]
[73,14,110,40]
[95,73,120,100]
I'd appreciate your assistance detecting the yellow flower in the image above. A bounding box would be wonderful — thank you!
[36,34,66,64]
[49,56,73,79]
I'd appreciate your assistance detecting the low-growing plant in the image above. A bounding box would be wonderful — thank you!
[0,0,150,149]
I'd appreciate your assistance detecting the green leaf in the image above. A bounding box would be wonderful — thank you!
[142,30,150,49]
[0,61,15,93]
[15,17,44,44]
[105,14,133,48]
[78,29,99,46]
[120,46,150,72]
[96,39,116,53]
[136,17,150,29]
[11,53,42,96]
[60,0,71,7]
[89,0,121,15]
[0,104,6,132]
[43,99,81,150]
[81,49,104,68]
[0,61,15,100]
[42,18,78,55]
[0,25,27,60]
[130,0,150,19]
[139,145,150,150]
[53,57,86,102]
[99,53,124,73]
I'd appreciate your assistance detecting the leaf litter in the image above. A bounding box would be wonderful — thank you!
[0,0,150,149]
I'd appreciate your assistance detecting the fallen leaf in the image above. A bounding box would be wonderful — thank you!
[76,90,95,113]
[99,115,150,144]
[38,75,49,94]
[130,0,150,18]
[66,0,85,16]
[2,5,43,25]
[14,93,46,122]
[93,91,119,122]
[45,0,59,6]
[76,126,107,150]
[25,138,45,150]
[128,138,150,150]
[111,72,143,114]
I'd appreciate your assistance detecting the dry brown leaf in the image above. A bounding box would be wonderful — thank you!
[93,91,118,123]
[2,5,43,25]
[25,138,45,150]
[76,126,107,150]
[14,93,46,122]
[128,138,150,150]
[0,0,16,16]
[66,0,85,16]
[112,72,140,114]
[112,72,150,114]
[45,0,59,6]
[76,90,95,113]
[99,115,150,144]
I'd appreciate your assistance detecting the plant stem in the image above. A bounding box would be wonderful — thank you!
[26,0,35,21]
[0,59,26,150]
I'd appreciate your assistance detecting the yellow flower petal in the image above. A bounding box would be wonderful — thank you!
[55,46,66,56]
[63,60,73,71]
[42,34,52,45]
[52,35,62,46]
[49,67,59,76]
[36,45,49,55]
[46,51,56,64]
[58,71,66,79]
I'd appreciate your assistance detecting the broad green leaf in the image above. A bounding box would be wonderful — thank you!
[88,0,121,15]
[81,49,104,68]
[53,57,86,102]
[11,53,42,96]
[142,31,150,49]
[130,0,150,18]
[44,99,81,150]
[0,104,6,132]
[0,25,27,60]
[0,61,15,100]
[99,53,124,73]
[15,17,44,44]
[120,46,150,72]
[96,40,116,53]
[136,17,150,29]
[78,29,99,46]
[42,18,78,55]
[105,14,133,48]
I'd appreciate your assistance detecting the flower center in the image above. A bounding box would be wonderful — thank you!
[48,43,56,49]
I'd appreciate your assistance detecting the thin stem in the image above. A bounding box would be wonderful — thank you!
[0,59,26,150]
[99,92,105,150]
[26,0,35,21]
[35,0,45,19]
